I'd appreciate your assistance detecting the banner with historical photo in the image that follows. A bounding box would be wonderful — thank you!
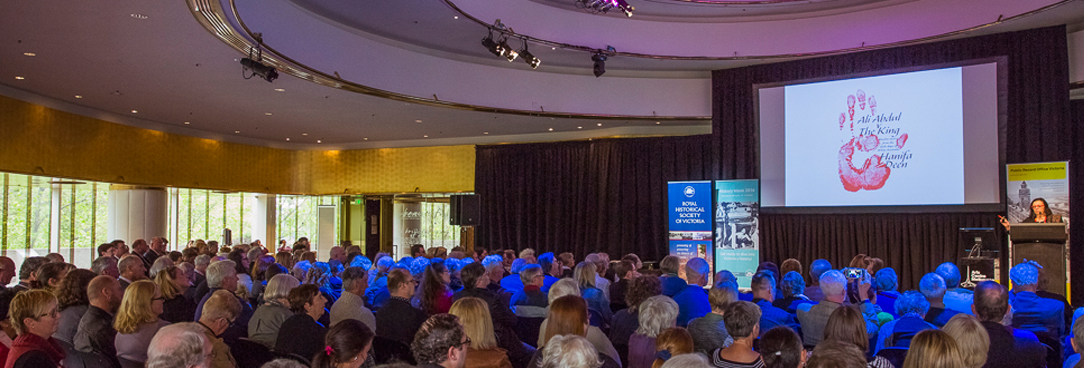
[667,181,714,284]
[715,179,760,289]
[1005,161,1070,296]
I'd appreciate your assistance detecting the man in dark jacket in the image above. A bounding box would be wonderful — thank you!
[375,268,427,346]
[973,281,1046,368]
[74,276,123,367]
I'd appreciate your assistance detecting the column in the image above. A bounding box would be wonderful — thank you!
[250,194,277,251]
[107,185,168,243]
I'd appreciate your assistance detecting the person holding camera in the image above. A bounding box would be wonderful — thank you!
[797,269,879,347]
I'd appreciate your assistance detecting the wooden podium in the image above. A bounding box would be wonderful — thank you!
[1009,223,1068,297]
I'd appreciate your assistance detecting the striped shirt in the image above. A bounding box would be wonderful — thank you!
[710,349,765,368]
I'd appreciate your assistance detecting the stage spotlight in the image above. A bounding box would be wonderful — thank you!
[241,58,278,83]
[498,39,518,62]
[481,35,503,57]
[592,53,607,77]
[615,0,635,17]
[577,0,634,17]
[520,46,540,69]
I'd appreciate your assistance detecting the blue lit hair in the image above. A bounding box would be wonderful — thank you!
[894,290,931,317]
[1009,262,1040,287]
[874,268,898,293]
[935,262,961,289]
[780,271,805,297]
[919,273,947,299]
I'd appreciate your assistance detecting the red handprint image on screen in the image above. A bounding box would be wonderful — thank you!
[838,91,905,192]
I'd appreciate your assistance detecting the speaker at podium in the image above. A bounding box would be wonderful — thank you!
[1009,223,1068,297]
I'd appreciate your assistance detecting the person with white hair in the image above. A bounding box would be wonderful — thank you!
[482,255,508,294]
[628,295,679,368]
[540,334,611,368]
[660,353,711,368]
[117,254,147,290]
[249,274,300,348]
[658,256,687,297]
[920,273,962,327]
[148,256,175,279]
[194,260,253,342]
[796,269,877,347]
[91,256,120,278]
[146,322,213,368]
[1009,261,1066,339]
[673,257,711,327]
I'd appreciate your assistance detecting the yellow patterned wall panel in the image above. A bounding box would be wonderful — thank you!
[0,95,474,194]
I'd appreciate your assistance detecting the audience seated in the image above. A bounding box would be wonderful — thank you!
[311,319,375,368]
[116,255,146,291]
[758,326,805,368]
[608,260,638,312]
[629,295,679,368]
[539,334,614,368]
[416,262,454,316]
[773,271,815,315]
[537,285,621,366]
[584,254,612,301]
[941,314,989,368]
[873,268,900,317]
[194,260,254,342]
[657,256,687,297]
[1009,261,1066,339]
[500,259,528,295]
[454,262,534,367]
[275,284,328,361]
[576,261,613,326]
[661,353,712,368]
[806,340,867,368]
[36,262,71,292]
[935,262,974,315]
[411,313,470,368]
[901,329,965,368]
[1065,313,1084,368]
[146,322,212,368]
[875,290,936,352]
[536,253,561,293]
[52,269,96,344]
[804,259,832,303]
[510,264,548,319]
[451,297,513,368]
[750,271,800,335]
[712,301,763,368]
[5,289,64,368]
[779,259,802,282]
[250,273,299,348]
[920,273,962,328]
[198,290,241,368]
[74,275,122,366]
[90,256,119,279]
[823,305,891,367]
[972,280,1046,368]
[609,275,660,363]
[797,270,877,347]
[689,280,737,356]
[155,265,196,323]
[329,266,376,331]
[114,280,170,363]
[376,268,428,346]
[652,327,693,368]
[673,257,711,327]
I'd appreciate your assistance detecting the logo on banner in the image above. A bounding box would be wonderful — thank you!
[684,186,696,198]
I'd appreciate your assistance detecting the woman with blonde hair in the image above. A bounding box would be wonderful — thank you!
[532,295,620,368]
[575,261,611,325]
[155,265,195,323]
[651,327,693,368]
[902,330,965,368]
[940,314,989,368]
[449,297,512,368]
[114,280,169,364]
[5,289,64,368]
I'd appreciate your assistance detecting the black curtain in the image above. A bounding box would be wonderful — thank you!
[475,136,715,262]
[713,26,1076,295]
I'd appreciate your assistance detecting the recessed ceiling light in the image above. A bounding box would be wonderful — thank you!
[274,88,285,92]
[656,121,660,124]
[423,135,429,138]
[363,138,368,141]
[184,121,190,125]
[548,128,553,131]
[131,13,148,20]
[264,112,272,116]
[131,110,138,114]
[302,133,308,136]
[577,126,583,129]
[74,95,83,99]
[14,76,24,80]
[234,130,240,134]
[597,123,602,126]
[317,139,322,143]
[415,120,423,123]
[454,16,459,19]
[286,138,290,141]
[483,132,489,135]
[22,53,35,57]
[551,47,556,50]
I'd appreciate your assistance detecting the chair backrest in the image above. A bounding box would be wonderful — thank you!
[515,317,545,348]
[875,347,908,368]
[117,356,145,368]
[371,336,416,365]
[231,337,274,368]
[270,351,311,366]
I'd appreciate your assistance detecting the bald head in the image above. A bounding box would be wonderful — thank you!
[87,275,122,312]
[973,281,1009,322]
[147,322,212,368]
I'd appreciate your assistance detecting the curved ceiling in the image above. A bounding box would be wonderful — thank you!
[0,0,1081,150]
